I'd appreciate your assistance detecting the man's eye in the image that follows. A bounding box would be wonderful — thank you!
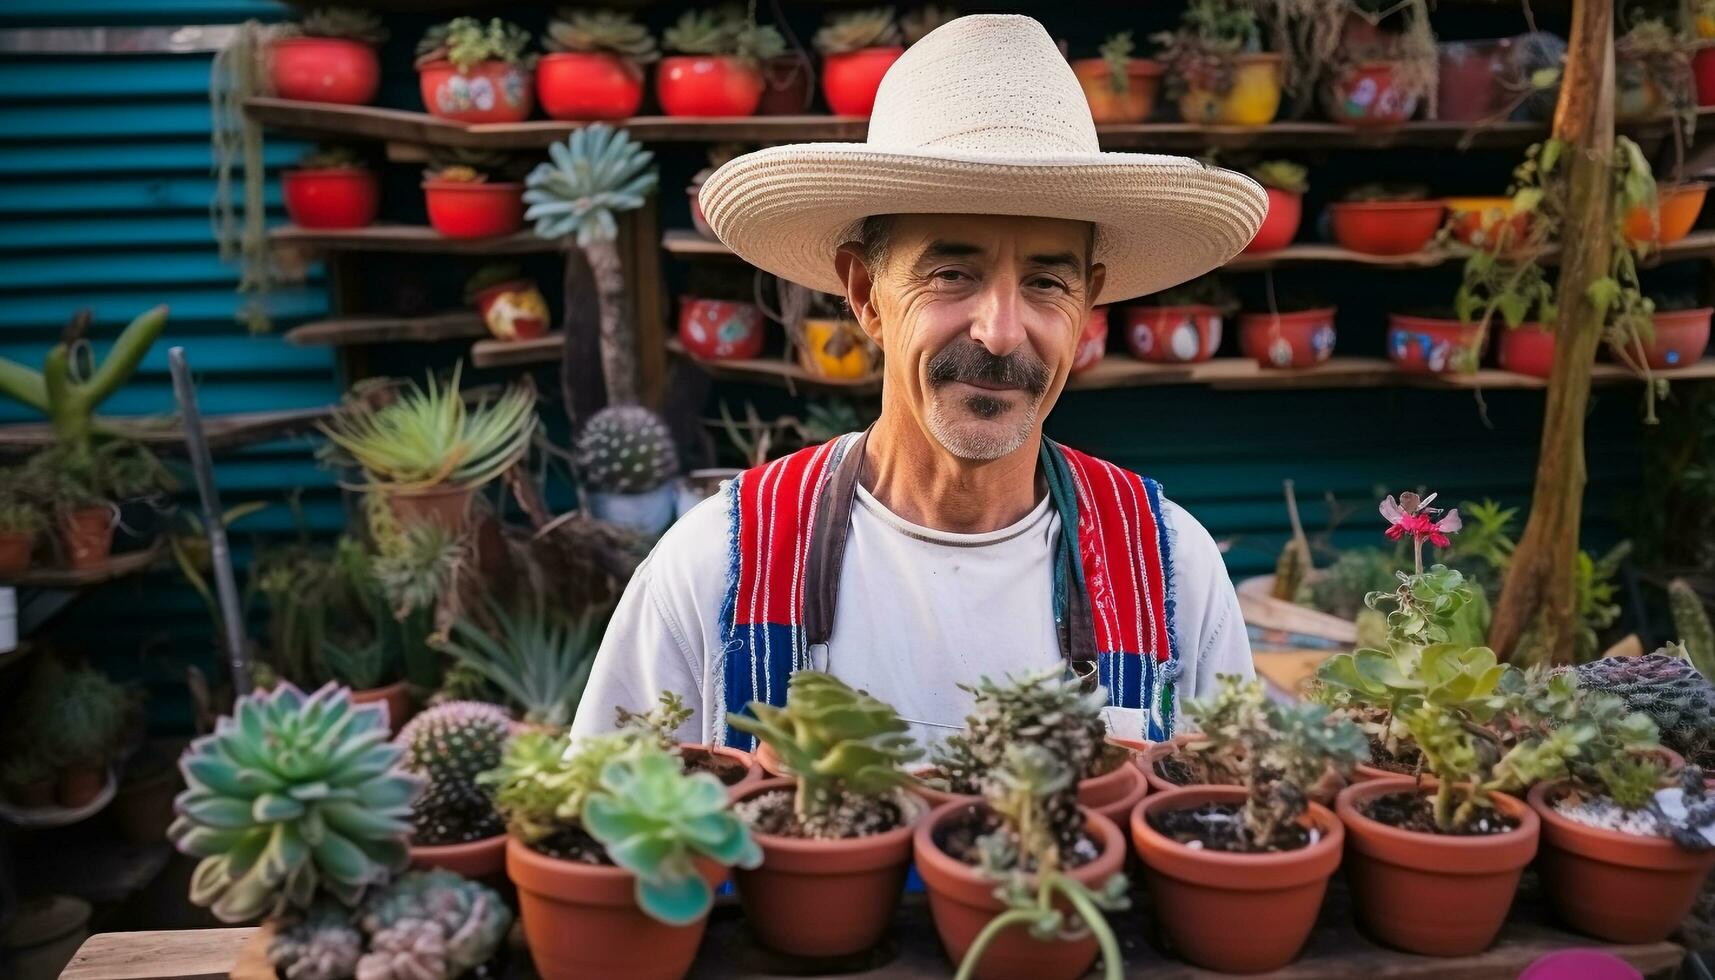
[934,269,969,282]
[1030,277,1068,292]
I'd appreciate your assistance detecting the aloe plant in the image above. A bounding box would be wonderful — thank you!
[438,600,601,728]
[0,305,167,462]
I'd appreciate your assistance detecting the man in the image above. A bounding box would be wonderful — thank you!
[571,14,1266,749]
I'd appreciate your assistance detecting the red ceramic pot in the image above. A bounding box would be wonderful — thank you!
[1330,200,1445,255]
[1647,308,1713,369]
[1437,39,1513,122]
[537,52,644,121]
[1244,187,1303,253]
[269,37,380,105]
[1387,313,1488,374]
[1071,306,1109,374]
[1497,322,1555,378]
[474,279,549,341]
[822,47,904,117]
[757,55,816,115]
[1122,305,1222,363]
[1327,61,1420,125]
[422,181,524,238]
[679,297,766,360]
[1697,46,1715,108]
[1239,308,1337,369]
[282,167,378,229]
[418,60,535,123]
[657,56,764,117]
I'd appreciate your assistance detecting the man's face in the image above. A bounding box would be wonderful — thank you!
[837,214,1105,462]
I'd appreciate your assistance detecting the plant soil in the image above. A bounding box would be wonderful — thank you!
[1365,736,1424,775]
[1358,791,1519,836]
[1147,801,1312,853]
[682,747,749,786]
[414,801,504,846]
[528,825,615,865]
[1551,790,1667,838]
[736,787,903,840]
[1155,751,1240,788]
[933,803,1100,870]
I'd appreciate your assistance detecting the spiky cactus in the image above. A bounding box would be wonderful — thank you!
[357,870,511,979]
[1671,579,1715,679]
[1574,654,1715,766]
[296,7,388,44]
[575,405,680,495]
[544,9,658,62]
[268,902,364,980]
[396,701,513,845]
[814,7,903,54]
[169,683,422,923]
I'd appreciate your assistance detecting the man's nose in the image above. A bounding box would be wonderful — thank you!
[969,281,1027,357]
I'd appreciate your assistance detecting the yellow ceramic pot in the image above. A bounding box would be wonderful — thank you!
[1178,53,1283,126]
[798,317,875,379]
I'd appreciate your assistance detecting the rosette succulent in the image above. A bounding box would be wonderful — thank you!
[524,125,658,248]
[357,869,511,979]
[294,7,387,44]
[544,8,658,62]
[415,17,533,72]
[814,7,903,54]
[268,901,363,980]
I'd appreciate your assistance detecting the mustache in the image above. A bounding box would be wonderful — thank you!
[926,340,1050,395]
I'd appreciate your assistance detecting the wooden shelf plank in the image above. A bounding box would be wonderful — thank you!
[269,224,554,255]
[286,311,488,347]
[4,542,162,589]
[0,407,332,454]
[469,333,567,369]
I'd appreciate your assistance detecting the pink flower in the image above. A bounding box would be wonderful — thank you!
[1380,491,1462,550]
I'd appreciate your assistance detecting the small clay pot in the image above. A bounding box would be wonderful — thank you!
[679,742,764,800]
[1132,785,1343,973]
[473,279,549,342]
[1071,57,1164,124]
[412,833,507,879]
[1497,322,1555,378]
[0,530,35,576]
[678,297,766,361]
[797,317,876,380]
[59,506,115,570]
[1239,308,1338,369]
[1245,187,1302,253]
[1326,61,1420,126]
[909,756,1145,825]
[1336,777,1539,956]
[386,483,477,533]
[537,51,644,121]
[1122,305,1222,363]
[1527,779,1715,943]
[418,59,535,123]
[283,167,379,229]
[270,36,380,105]
[422,181,525,239]
[822,47,905,117]
[732,778,924,956]
[757,54,815,115]
[350,679,412,736]
[1437,39,1513,123]
[1329,200,1445,255]
[1071,306,1110,374]
[1387,313,1488,375]
[56,767,107,809]
[1646,308,1713,369]
[1625,182,1710,247]
[657,56,764,117]
[1178,53,1283,126]
[1136,734,1203,796]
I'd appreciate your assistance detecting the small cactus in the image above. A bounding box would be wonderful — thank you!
[296,7,388,44]
[575,405,681,495]
[396,701,513,846]
[814,7,902,55]
[544,8,659,62]
[268,902,363,980]
[1671,579,1715,679]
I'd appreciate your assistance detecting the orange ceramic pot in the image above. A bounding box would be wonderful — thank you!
[270,36,380,105]
[386,483,477,533]
[418,60,534,123]
[351,679,411,736]
[1387,313,1488,375]
[1071,306,1110,373]
[1497,322,1555,378]
[1646,308,1713,369]
[1071,58,1163,124]
[1330,200,1445,255]
[908,756,1144,825]
[56,767,107,809]
[283,167,379,229]
[680,743,764,800]
[411,833,507,878]
[1626,182,1709,247]
[1327,61,1421,125]
[1121,305,1222,363]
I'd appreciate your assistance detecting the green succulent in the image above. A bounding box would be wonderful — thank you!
[1098,32,1135,96]
[439,601,601,728]
[814,7,902,55]
[1592,753,1670,810]
[574,405,681,495]
[357,869,511,978]
[396,701,513,845]
[1366,564,1489,649]
[544,8,659,62]
[416,17,533,72]
[482,725,657,844]
[524,125,659,248]
[1574,652,1715,767]
[169,683,421,922]
[661,6,781,57]
[1248,160,1308,194]
[614,691,694,750]
[295,7,387,44]
[0,497,43,535]
[267,901,363,980]
[1671,579,1715,679]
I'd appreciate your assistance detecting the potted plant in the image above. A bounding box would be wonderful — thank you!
[1072,32,1163,125]
[1445,195,1531,250]
[483,723,762,980]
[574,404,683,537]
[1574,647,1715,788]
[397,700,515,878]
[439,601,602,729]
[317,364,538,531]
[1153,0,1282,126]
[282,145,378,230]
[539,9,657,121]
[1642,297,1713,369]
[1324,1,1437,126]
[723,671,925,957]
[1437,36,1515,122]
[422,162,525,239]
[777,286,877,380]
[1239,298,1337,369]
[1244,160,1306,253]
[657,8,781,117]
[815,8,906,117]
[95,439,176,554]
[1616,15,1693,122]
[416,17,537,124]
[1329,183,1443,255]
[50,457,117,571]
[348,870,511,979]
[680,292,767,362]
[0,492,42,576]
[1624,180,1709,248]
[1,752,56,809]
[32,662,131,808]
[1132,674,1367,972]
[616,691,763,792]
[1121,275,1232,363]
[465,264,549,342]
[269,6,386,105]
[1072,306,1109,374]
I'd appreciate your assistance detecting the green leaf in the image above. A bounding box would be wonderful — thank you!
[635,869,711,926]
[1587,276,1622,316]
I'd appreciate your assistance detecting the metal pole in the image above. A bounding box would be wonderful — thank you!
[169,347,251,695]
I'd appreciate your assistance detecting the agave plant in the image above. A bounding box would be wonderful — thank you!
[438,600,601,727]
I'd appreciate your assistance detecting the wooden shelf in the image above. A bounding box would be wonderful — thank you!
[468,333,568,369]
[286,311,488,347]
[0,407,332,454]
[4,543,162,590]
[269,224,555,256]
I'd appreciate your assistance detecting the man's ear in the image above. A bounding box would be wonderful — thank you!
[1087,262,1108,308]
[834,243,883,349]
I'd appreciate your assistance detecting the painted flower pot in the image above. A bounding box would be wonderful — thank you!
[59,506,114,570]
[269,36,380,105]
[1696,46,1715,108]
[350,679,411,736]
[418,60,535,123]
[1497,322,1556,378]
[422,181,525,239]
[1330,200,1445,255]
[1122,305,1222,363]
[386,483,477,533]
[1178,53,1283,126]
[1336,777,1539,957]
[537,52,644,121]
[411,833,508,879]
[1071,58,1163,124]
[474,278,549,341]
[1133,786,1343,973]
[1327,61,1420,126]
[758,55,815,115]
[586,484,678,537]
[679,297,766,361]
[1646,308,1713,369]
[1437,39,1513,122]
[657,56,764,117]
[797,317,875,379]
[507,837,727,980]
[57,767,107,809]
[1446,196,1530,251]
[282,167,378,229]
[0,531,34,576]
[1240,307,1338,369]
[1387,313,1488,374]
[1528,780,1715,943]
[1625,182,1709,247]
[915,802,1125,980]
[822,47,905,117]
[1071,306,1110,374]
[733,778,923,956]
[1244,187,1302,253]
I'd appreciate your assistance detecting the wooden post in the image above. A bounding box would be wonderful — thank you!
[1488,0,1616,663]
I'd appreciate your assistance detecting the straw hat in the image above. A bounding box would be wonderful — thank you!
[699,14,1268,304]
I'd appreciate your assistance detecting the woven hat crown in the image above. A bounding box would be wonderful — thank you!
[868,15,1099,157]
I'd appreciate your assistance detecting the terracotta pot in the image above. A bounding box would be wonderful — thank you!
[1625,182,1709,247]
[1329,200,1445,255]
[537,52,644,121]
[680,742,764,800]
[657,56,764,117]
[822,47,905,117]
[422,181,524,239]
[907,768,971,809]
[758,55,815,115]
[269,36,380,105]
[1696,46,1715,108]
[1528,779,1715,943]
[678,297,765,360]
[474,278,549,341]
[733,778,922,956]
[1088,764,1148,831]
[59,506,114,570]
[1327,61,1420,126]
[1122,305,1222,363]
[283,167,379,229]
[1136,735,1202,796]
[1387,313,1488,374]
[915,802,1126,980]
[1437,39,1513,122]
[1353,760,1421,782]
[1244,188,1302,253]
[1072,58,1163,124]
[1240,307,1338,369]
[1133,786,1343,973]
[351,679,411,736]
[1445,196,1530,251]
[1071,306,1109,374]
[412,833,507,878]
[755,740,786,777]
[1336,777,1539,956]
[1178,53,1283,126]
[1646,307,1713,369]
[0,530,34,576]
[1498,322,1556,378]
[507,837,726,980]
[386,483,477,532]
[418,60,535,123]
[56,767,106,809]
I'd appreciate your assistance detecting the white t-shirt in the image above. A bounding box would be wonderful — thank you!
[570,481,1254,749]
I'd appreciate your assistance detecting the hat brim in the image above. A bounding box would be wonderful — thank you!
[699,144,1268,304]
